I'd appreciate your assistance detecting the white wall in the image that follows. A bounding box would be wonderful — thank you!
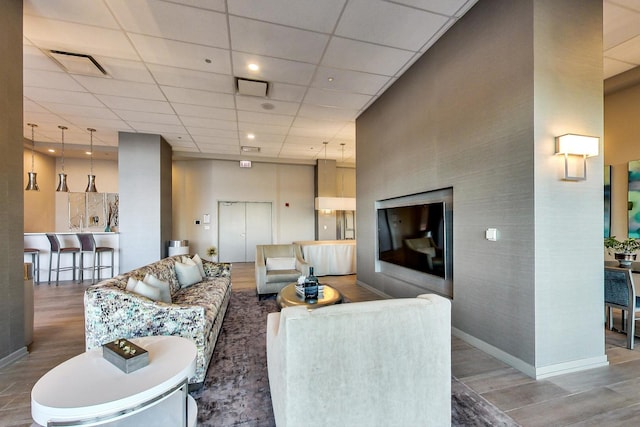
[172,159,316,259]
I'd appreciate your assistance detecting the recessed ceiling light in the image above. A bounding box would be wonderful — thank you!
[48,149,55,153]
[205,58,212,64]
[86,151,92,155]
[247,133,255,140]
[261,102,275,110]
[328,77,334,82]
[248,63,259,71]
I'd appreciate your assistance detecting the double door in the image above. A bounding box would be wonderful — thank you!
[218,202,272,262]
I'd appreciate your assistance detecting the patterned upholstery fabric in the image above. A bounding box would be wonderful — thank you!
[84,255,232,384]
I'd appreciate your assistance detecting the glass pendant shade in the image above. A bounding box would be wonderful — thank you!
[25,123,39,191]
[86,128,98,192]
[85,174,97,192]
[25,172,39,191]
[56,125,69,192]
[56,173,69,192]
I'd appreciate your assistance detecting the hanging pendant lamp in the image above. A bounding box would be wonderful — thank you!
[25,123,40,191]
[56,125,69,192]
[85,128,98,192]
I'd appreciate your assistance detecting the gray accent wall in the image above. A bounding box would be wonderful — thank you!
[118,132,172,272]
[0,0,25,362]
[356,0,605,378]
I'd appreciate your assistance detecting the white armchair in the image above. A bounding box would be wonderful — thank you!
[266,294,452,427]
[255,244,310,298]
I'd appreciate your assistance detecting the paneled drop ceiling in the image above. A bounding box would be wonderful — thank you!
[21,0,640,164]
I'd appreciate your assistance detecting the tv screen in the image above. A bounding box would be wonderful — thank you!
[377,202,446,278]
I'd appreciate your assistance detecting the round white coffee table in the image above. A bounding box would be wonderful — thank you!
[31,335,197,426]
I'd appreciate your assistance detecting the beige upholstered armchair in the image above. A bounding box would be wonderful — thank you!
[255,244,310,298]
[266,294,452,426]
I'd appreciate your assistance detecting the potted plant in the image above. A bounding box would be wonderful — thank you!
[206,246,218,261]
[604,236,640,267]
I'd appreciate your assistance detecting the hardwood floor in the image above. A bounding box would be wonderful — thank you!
[2,263,640,426]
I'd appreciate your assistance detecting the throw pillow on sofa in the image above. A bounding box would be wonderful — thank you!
[130,280,162,301]
[143,274,172,303]
[192,254,206,278]
[175,260,203,288]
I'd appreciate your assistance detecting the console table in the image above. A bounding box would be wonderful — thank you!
[293,240,356,276]
[31,336,197,426]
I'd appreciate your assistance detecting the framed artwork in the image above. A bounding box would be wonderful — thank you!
[605,165,611,238]
[629,160,640,238]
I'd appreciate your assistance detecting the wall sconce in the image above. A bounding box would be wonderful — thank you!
[555,134,599,181]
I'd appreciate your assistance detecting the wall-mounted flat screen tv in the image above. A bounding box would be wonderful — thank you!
[377,202,446,278]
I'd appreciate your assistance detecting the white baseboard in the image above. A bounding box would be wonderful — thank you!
[0,346,28,370]
[452,327,609,379]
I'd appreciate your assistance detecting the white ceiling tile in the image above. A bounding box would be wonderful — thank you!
[194,136,239,145]
[388,0,471,16]
[312,67,391,95]
[237,122,291,135]
[24,0,120,29]
[236,95,300,115]
[297,104,359,121]
[197,145,240,154]
[24,87,102,107]
[304,88,372,110]
[129,34,231,74]
[171,103,237,121]
[162,86,235,109]
[23,45,64,72]
[237,111,294,127]
[24,99,50,113]
[229,17,329,63]
[112,110,182,125]
[604,57,637,79]
[232,52,317,85]
[93,57,155,83]
[23,113,74,130]
[128,122,188,134]
[228,0,346,33]
[23,15,139,61]
[65,117,134,132]
[607,0,640,13]
[290,117,346,134]
[322,37,415,75]
[173,146,200,153]
[108,0,229,48]
[160,133,194,144]
[268,83,307,102]
[39,102,119,120]
[96,95,174,114]
[148,64,235,93]
[24,69,86,91]
[605,34,640,64]
[73,76,166,100]
[188,127,239,138]
[165,0,226,12]
[337,0,449,50]
[604,2,640,50]
[284,135,327,146]
[181,116,238,130]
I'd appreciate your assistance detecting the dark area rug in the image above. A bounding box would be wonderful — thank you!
[191,289,520,426]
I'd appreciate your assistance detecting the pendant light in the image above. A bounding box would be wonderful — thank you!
[56,125,69,192]
[25,123,39,191]
[85,128,97,192]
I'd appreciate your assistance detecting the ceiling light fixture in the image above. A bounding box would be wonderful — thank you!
[85,128,97,192]
[247,133,255,140]
[56,125,69,192]
[48,149,55,153]
[248,63,259,71]
[25,123,39,191]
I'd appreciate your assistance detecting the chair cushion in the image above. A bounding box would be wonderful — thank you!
[266,257,296,271]
[266,269,301,283]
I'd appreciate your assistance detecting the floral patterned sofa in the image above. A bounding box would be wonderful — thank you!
[84,255,231,387]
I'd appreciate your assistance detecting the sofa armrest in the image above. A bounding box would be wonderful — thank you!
[84,284,206,351]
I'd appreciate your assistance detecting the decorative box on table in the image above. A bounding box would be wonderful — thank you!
[102,338,149,373]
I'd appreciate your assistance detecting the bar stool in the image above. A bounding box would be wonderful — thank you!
[24,248,40,284]
[77,233,114,284]
[46,234,80,286]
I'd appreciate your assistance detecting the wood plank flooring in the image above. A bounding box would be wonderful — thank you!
[2,263,640,426]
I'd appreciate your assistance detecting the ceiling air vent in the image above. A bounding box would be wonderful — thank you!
[236,77,268,97]
[48,50,108,77]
